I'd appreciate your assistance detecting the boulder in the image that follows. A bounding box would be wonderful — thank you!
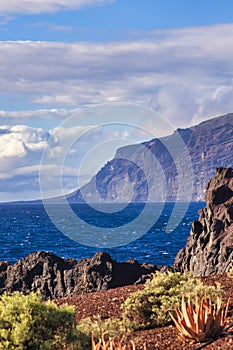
[174,168,233,276]
[0,251,157,299]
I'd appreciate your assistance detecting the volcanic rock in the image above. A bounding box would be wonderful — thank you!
[0,251,156,299]
[174,168,233,276]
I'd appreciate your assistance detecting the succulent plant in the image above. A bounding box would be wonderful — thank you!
[169,294,230,344]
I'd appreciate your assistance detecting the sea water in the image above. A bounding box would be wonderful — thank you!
[0,202,204,266]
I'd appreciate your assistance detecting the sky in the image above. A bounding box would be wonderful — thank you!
[1,0,233,202]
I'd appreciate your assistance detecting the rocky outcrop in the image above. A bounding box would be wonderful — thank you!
[0,251,157,299]
[174,168,233,276]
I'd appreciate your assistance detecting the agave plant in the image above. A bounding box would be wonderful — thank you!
[91,332,146,350]
[169,294,230,344]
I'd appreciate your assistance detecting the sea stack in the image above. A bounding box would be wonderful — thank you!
[174,167,233,276]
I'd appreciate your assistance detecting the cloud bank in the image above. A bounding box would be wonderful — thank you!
[1,24,233,127]
[0,0,114,14]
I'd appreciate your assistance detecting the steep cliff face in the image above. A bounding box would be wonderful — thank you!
[68,113,233,202]
[174,168,233,276]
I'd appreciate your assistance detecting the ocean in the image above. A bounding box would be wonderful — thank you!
[0,202,204,266]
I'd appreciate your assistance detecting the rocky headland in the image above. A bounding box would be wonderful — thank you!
[68,113,233,202]
[174,167,233,276]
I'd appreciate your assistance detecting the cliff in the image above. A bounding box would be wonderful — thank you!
[174,168,233,276]
[68,113,233,202]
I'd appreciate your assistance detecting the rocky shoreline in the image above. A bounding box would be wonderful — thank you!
[0,168,233,299]
[0,250,157,299]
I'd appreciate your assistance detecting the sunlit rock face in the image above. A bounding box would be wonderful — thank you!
[174,168,233,276]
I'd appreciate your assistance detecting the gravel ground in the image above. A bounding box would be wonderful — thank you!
[56,274,233,350]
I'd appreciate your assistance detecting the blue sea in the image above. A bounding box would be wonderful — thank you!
[0,202,204,266]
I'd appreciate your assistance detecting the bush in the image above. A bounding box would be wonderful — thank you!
[77,315,127,342]
[0,291,77,350]
[121,271,223,330]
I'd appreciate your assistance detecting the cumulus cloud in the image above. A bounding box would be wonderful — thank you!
[0,0,114,15]
[0,125,47,201]
[0,123,90,166]
[0,125,49,164]
[0,124,80,201]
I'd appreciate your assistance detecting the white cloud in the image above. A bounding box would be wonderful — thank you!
[1,24,233,127]
[0,108,80,122]
[0,124,49,158]
[34,95,78,106]
[0,124,81,201]
[0,123,91,165]
[192,84,233,124]
[0,0,114,15]
[149,83,200,128]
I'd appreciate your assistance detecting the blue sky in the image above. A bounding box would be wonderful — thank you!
[1,1,233,42]
[0,0,233,201]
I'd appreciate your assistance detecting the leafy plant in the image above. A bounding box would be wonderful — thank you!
[0,291,77,350]
[169,294,230,344]
[121,271,223,330]
[77,315,127,341]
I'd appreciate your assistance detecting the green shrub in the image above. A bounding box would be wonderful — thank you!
[121,271,223,330]
[77,315,127,342]
[0,291,77,350]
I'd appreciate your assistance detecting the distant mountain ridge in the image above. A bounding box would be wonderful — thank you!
[67,113,233,202]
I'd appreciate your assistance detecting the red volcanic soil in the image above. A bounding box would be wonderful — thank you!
[56,274,233,350]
